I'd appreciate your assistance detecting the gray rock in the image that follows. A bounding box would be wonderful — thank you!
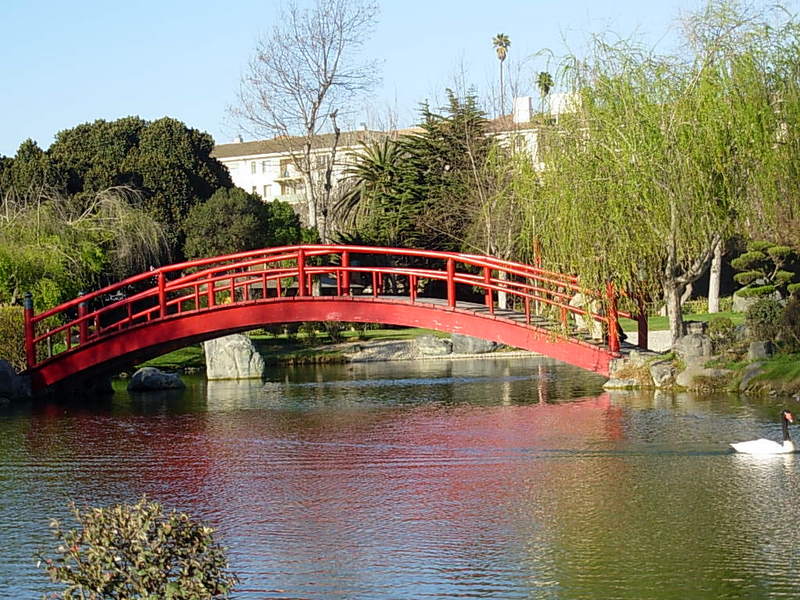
[0,360,31,401]
[346,340,416,362]
[204,334,265,380]
[128,367,185,391]
[603,378,642,389]
[675,364,733,390]
[748,341,774,361]
[685,321,707,335]
[674,333,713,360]
[650,360,676,388]
[451,334,498,355]
[733,288,782,313]
[739,361,766,392]
[415,335,452,356]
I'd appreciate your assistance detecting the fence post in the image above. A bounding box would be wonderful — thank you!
[447,258,456,308]
[297,248,307,297]
[23,292,36,369]
[606,281,620,353]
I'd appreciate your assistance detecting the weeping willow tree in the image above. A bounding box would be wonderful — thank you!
[0,186,167,310]
[524,1,800,342]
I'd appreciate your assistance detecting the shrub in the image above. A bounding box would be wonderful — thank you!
[731,240,798,297]
[299,321,319,346]
[0,305,26,372]
[37,497,237,600]
[780,294,800,352]
[322,320,346,344]
[745,297,783,341]
[707,316,736,352]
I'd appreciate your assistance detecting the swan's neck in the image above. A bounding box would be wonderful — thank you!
[783,417,792,442]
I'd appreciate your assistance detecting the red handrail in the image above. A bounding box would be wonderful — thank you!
[24,245,645,369]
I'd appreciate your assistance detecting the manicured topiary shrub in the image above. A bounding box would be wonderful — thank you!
[37,498,237,600]
[731,240,798,298]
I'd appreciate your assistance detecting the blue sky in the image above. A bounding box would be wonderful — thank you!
[1,0,718,156]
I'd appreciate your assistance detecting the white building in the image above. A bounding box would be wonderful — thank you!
[211,130,383,207]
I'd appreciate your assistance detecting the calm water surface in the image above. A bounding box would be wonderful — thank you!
[2,356,800,599]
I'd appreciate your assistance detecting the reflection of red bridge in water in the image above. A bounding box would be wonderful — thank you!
[23,245,649,390]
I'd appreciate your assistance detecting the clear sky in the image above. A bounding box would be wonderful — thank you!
[1,0,722,156]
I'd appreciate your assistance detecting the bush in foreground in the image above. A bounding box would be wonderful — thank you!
[37,497,237,600]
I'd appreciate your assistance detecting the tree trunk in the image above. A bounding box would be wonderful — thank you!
[665,282,686,344]
[708,239,722,313]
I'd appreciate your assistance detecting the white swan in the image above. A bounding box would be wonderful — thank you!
[730,410,795,454]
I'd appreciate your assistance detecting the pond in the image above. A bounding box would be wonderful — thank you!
[1,356,799,599]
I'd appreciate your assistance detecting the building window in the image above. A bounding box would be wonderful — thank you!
[251,186,257,195]
[251,162,256,174]
[263,184,271,199]
[261,161,268,173]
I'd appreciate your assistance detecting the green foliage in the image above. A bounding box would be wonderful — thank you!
[37,497,237,600]
[737,285,777,298]
[2,117,233,258]
[0,305,25,371]
[298,321,319,346]
[183,188,304,259]
[707,315,737,353]
[0,188,166,310]
[745,297,783,341]
[322,320,346,344]
[731,240,798,295]
[520,3,800,341]
[337,89,492,251]
[780,293,800,352]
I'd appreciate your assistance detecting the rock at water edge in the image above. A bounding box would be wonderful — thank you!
[204,334,265,380]
[128,367,185,391]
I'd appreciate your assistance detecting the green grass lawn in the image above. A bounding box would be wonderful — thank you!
[620,311,744,332]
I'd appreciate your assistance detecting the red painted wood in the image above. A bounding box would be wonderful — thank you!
[29,297,613,389]
[23,245,640,389]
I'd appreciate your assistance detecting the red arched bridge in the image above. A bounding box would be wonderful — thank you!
[23,245,649,390]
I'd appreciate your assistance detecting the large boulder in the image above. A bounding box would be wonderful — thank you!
[415,335,452,357]
[0,359,31,402]
[346,340,416,362]
[451,334,498,355]
[674,332,713,360]
[128,367,185,392]
[204,334,265,380]
[649,360,676,389]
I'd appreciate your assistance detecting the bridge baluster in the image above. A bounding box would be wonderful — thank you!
[78,293,88,344]
[447,259,456,308]
[483,267,493,314]
[297,248,306,297]
[158,272,166,318]
[342,251,350,296]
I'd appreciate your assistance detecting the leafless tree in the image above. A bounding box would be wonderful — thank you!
[233,0,380,241]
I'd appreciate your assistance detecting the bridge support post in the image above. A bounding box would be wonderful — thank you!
[23,292,35,369]
[447,259,456,308]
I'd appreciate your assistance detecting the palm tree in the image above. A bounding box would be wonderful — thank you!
[536,71,554,115]
[492,34,511,116]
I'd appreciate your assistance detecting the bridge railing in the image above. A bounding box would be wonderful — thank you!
[23,245,647,369]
